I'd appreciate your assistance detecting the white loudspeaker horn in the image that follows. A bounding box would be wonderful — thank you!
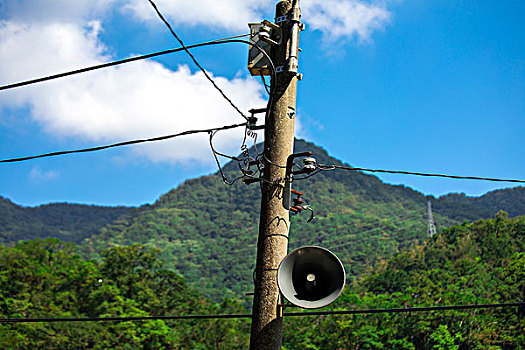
[277,246,345,309]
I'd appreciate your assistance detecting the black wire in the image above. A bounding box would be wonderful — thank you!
[209,131,244,162]
[0,313,252,323]
[0,39,274,166]
[1,302,522,323]
[0,123,246,163]
[263,154,288,169]
[260,73,271,95]
[208,127,266,187]
[318,164,525,184]
[293,168,323,181]
[147,0,250,121]
[209,130,246,186]
[284,302,525,317]
[0,35,248,92]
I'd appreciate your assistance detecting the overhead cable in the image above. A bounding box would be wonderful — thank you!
[0,34,249,92]
[146,0,249,121]
[318,164,525,184]
[0,313,252,323]
[0,123,247,163]
[0,38,274,168]
[1,302,522,323]
[284,302,525,317]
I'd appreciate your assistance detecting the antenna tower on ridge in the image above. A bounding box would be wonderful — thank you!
[427,200,437,237]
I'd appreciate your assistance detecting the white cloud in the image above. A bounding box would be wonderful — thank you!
[123,0,269,31]
[0,0,392,165]
[29,166,60,182]
[302,0,391,43]
[0,20,265,164]
[0,0,114,23]
[0,20,108,89]
[123,0,391,43]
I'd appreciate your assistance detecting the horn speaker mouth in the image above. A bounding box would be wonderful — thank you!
[277,246,345,309]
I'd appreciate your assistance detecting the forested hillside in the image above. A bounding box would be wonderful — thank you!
[435,187,525,219]
[282,213,525,349]
[1,213,522,349]
[0,239,249,349]
[77,139,525,300]
[0,197,133,244]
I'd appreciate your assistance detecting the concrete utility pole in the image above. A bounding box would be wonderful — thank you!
[249,0,301,349]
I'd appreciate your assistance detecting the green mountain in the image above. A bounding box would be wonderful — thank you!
[0,197,133,244]
[75,139,525,300]
[435,187,525,220]
[1,210,522,348]
[0,139,523,348]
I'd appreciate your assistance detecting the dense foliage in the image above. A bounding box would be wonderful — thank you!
[1,139,524,346]
[0,239,249,349]
[435,188,525,219]
[1,214,522,348]
[0,197,133,244]
[282,214,525,349]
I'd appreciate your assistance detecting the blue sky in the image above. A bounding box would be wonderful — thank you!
[0,0,523,207]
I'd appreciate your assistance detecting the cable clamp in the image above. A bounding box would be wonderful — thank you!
[275,66,285,74]
[286,57,298,74]
[275,15,288,24]
[247,108,266,130]
[276,8,300,25]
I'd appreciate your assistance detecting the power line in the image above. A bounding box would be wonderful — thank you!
[0,34,249,92]
[0,313,252,323]
[291,219,425,251]
[318,164,525,184]
[1,302,521,323]
[182,211,426,265]
[182,216,427,274]
[0,39,273,168]
[0,122,246,163]
[284,302,525,317]
[146,0,249,121]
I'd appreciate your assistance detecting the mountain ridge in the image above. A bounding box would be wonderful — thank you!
[1,139,523,300]
[0,196,134,244]
[76,139,525,299]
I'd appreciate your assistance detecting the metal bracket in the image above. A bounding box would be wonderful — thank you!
[275,15,288,24]
[290,7,301,22]
[275,66,285,74]
[275,7,300,25]
[283,151,313,209]
[248,107,267,115]
[286,57,298,75]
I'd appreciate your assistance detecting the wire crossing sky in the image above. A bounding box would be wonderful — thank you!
[0,0,523,206]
